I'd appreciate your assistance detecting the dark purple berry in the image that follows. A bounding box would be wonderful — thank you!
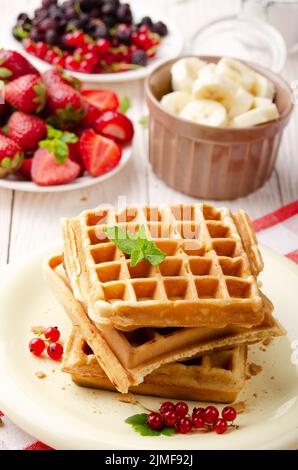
[45,29,58,44]
[131,50,147,66]
[152,21,168,37]
[116,3,132,24]
[139,16,153,28]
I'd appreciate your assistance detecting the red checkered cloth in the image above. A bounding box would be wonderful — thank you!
[1,201,297,450]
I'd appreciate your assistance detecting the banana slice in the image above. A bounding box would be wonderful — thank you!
[160,91,192,115]
[253,97,273,109]
[171,57,206,93]
[252,72,275,99]
[180,99,227,127]
[229,87,254,118]
[192,74,237,111]
[216,58,256,92]
[197,63,217,80]
[230,103,279,128]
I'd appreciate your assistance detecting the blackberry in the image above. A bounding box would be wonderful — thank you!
[116,4,132,24]
[139,16,153,28]
[30,28,43,42]
[102,15,118,28]
[102,3,115,15]
[39,18,57,32]
[45,29,58,45]
[92,23,110,40]
[116,25,132,45]
[42,0,57,7]
[152,21,168,37]
[131,50,147,66]
[65,7,77,20]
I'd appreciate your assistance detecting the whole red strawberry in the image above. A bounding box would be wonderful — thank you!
[47,82,86,129]
[0,135,24,177]
[32,148,80,186]
[0,50,39,81]
[5,74,47,114]
[19,158,33,180]
[8,112,47,152]
[43,68,81,91]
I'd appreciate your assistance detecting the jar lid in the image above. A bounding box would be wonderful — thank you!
[191,15,287,73]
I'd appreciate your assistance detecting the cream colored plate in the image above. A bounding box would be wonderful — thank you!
[0,244,298,450]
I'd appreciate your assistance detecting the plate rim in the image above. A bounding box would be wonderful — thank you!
[0,243,298,450]
[0,145,132,193]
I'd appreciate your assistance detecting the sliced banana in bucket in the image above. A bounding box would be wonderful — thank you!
[161,57,279,128]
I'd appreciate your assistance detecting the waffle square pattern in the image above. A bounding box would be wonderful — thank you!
[62,203,265,329]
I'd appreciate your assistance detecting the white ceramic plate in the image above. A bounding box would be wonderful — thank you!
[0,244,298,450]
[0,145,132,192]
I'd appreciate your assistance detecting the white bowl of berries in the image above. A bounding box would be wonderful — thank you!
[0,50,134,192]
[9,0,183,83]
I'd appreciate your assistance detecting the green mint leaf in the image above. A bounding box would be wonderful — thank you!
[104,226,136,254]
[131,248,144,267]
[0,67,12,79]
[144,243,166,265]
[133,424,161,436]
[125,413,148,425]
[104,225,166,266]
[61,132,78,144]
[136,225,147,240]
[119,96,131,114]
[139,115,149,128]
[161,427,175,436]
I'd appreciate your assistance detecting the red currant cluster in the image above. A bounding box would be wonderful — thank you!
[24,25,160,74]
[29,326,63,361]
[147,402,237,435]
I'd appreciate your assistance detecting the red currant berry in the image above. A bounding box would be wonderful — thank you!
[24,39,36,54]
[204,406,219,424]
[29,337,45,356]
[160,401,175,415]
[192,415,205,429]
[175,401,189,418]
[47,342,63,361]
[176,417,192,434]
[35,41,48,59]
[147,412,163,431]
[52,56,65,67]
[192,407,205,419]
[44,326,60,343]
[222,406,237,422]
[163,410,177,427]
[213,418,228,434]
[96,38,110,54]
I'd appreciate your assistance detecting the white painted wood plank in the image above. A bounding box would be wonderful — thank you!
[0,190,13,267]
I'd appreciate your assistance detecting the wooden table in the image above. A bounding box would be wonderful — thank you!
[1,0,297,269]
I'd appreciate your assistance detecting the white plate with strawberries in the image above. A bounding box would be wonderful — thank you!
[0,51,134,192]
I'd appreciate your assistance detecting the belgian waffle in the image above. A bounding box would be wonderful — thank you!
[63,327,247,403]
[44,255,284,393]
[62,203,265,329]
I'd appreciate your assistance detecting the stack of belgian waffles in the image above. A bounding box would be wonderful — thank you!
[44,203,285,403]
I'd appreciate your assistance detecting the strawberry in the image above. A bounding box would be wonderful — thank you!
[5,74,47,114]
[68,139,84,176]
[32,148,81,186]
[79,129,122,177]
[81,89,119,113]
[47,82,86,129]
[19,158,33,180]
[0,50,39,81]
[8,112,47,152]
[94,111,134,143]
[0,103,10,126]
[0,135,24,177]
[80,103,102,129]
[43,67,81,91]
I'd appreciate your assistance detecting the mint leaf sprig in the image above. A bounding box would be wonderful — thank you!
[104,225,166,267]
[125,413,174,437]
[39,125,78,164]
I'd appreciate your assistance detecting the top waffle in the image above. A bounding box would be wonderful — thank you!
[62,203,265,329]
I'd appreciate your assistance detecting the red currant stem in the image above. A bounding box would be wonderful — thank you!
[135,401,155,414]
